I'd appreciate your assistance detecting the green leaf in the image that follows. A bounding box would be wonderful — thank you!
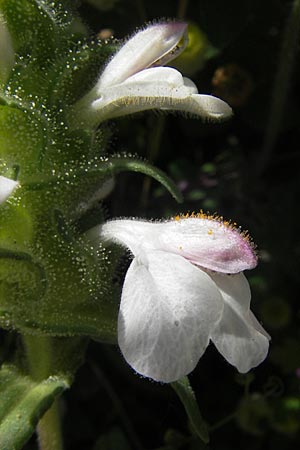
[0,0,73,60]
[0,105,44,179]
[108,155,183,203]
[0,0,89,103]
[171,376,209,444]
[47,39,117,108]
[23,154,184,205]
[0,363,68,450]
[0,153,180,340]
[0,236,119,341]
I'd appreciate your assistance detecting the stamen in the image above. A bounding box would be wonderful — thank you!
[149,30,188,69]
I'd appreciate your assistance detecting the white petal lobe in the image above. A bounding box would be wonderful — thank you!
[92,67,232,122]
[118,250,223,382]
[210,273,270,372]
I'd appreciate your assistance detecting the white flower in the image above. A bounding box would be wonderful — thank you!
[100,214,270,383]
[0,175,19,204]
[76,22,232,125]
[0,14,14,83]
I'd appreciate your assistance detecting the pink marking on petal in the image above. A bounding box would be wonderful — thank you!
[158,214,258,274]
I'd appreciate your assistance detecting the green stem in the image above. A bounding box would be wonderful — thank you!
[171,377,209,444]
[258,0,300,175]
[23,335,64,450]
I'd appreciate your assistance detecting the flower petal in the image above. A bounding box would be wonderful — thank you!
[97,22,187,89]
[92,67,232,121]
[118,250,223,382]
[100,218,153,255]
[123,67,198,94]
[157,217,256,273]
[100,217,257,273]
[0,175,19,204]
[171,94,232,120]
[159,217,257,273]
[209,272,270,372]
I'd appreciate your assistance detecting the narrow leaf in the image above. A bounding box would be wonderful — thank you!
[107,155,184,203]
[25,155,184,204]
[0,364,68,450]
[171,376,210,444]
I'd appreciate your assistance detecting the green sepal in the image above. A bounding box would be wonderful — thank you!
[0,363,67,450]
[0,151,180,339]
[0,1,92,104]
[0,0,79,62]
[0,104,45,179]
[47,39,117,109]
[0,188,119,341]
[171,376,210,444]
[0,204,33,251]
[0,248,47,306]
[0,234,119,341]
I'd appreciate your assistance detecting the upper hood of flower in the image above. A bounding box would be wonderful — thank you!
[100,213,257,274]
[97,22,188,89]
